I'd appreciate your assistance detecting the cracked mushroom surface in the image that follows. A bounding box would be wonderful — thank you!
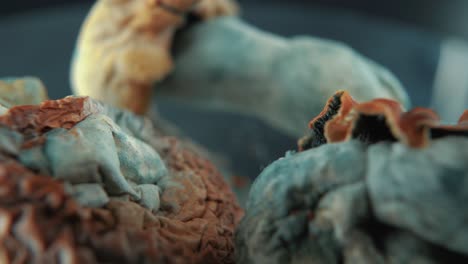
[237,91,468,264]
[71,0,238,114]
[0,78,242,263]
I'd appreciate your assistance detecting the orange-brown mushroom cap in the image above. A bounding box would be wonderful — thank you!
[300,90,468,151]
[298,91,357,151]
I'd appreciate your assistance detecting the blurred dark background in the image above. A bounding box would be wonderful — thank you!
[3,0,468,105]
[3,0,468,39]
[1,0,468,183]
[0,0,465,33]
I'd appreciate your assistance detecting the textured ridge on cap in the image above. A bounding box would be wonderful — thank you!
[0,96,100,138]
[0,159,183,263]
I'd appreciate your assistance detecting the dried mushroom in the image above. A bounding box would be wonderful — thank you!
[71,1,409,137]
[0,78,242,263]
[237,91,468,264]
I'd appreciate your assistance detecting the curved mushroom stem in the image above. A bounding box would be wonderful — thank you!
[156,17,411,137]
[71,0,238,114]
[72,1,409,138]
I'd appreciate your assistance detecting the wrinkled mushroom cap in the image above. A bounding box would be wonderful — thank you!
[0,81,243,263]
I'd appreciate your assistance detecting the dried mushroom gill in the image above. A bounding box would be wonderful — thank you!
[0,78,242,263]
[299,90,468,150]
